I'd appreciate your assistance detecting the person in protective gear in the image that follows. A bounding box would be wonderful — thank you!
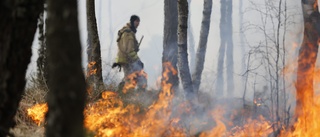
[112,15,147,92]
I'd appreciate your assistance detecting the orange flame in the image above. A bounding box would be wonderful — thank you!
[83,62,182,136]
[27,103,48,126]
[27,57,320,137]
[229,115,272,137]
[122,70,148,93]
[87,61,97,75]
[199,107,227,137]
[279,70,320,137]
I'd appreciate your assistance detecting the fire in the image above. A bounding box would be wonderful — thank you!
[83,62,182,136]
[229,115,272,137]
[279,70,320,137]
[27,103,48,126]
[199,107,227,137]
[254,98,262,107]
[122,70,147,93]
[25,59,320,137]
[87,61,97,75]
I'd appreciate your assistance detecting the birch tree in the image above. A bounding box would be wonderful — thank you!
[86,0,104,99]
[192,0,213,93]
[45,0,86,136]
[163,0,179,91]
[178,0,195,99]
[0,1,43,136]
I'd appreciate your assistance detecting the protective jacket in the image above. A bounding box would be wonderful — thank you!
[116,23,139,64]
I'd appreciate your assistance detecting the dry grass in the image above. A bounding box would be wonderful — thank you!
[11,77,48,137]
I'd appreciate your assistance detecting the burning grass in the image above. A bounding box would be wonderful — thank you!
[22,63,276,137]
[11,78,47,137]
[15,61,320,137]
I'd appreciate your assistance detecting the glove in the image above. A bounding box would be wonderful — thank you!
[112,63,122,72]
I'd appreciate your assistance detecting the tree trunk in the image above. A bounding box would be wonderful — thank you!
[192,0,213,93]
[216,0,234,97]
[0,1,43,136]
[86,0,104,100]
[163,0,179,92]
[295,0,320,117]
[45,0,86,136]
[187,0,196,74]
[216,0,227,96]
[178,0,195,99]
[239,0,246,93]
[225,0,234,96]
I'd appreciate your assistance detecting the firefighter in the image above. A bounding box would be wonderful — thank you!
[112,15,147,92]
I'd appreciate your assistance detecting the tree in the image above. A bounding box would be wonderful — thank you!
[187,0,196,73]
[225,0,234,96]
[216,0,234,96]
[242,0,305,131]
[0,1,43,136]
[163,0,179,92]
[192,0,213,93]
[295,0,320,117]
[178,0,195,99]
[239,0,246,93]
[86,0,104,99]
[45,0,86,136]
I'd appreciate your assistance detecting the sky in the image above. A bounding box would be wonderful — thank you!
[27,0,320,99]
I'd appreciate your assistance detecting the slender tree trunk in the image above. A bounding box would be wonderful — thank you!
[239,0,245,74]
[216,0,227,96]
[0,1,43,136]
[192,0,213,93]
[282,0,288,127]
[178,0,195,99]
[163,0,179,91]
[187,0,196,73]
[216,0,234,97]
[86,0,104,100]
[295,0,320,117]
[225,0,234,96]
[45,0,86,136]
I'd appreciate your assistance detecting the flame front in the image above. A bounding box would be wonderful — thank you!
[280,69,320,137]
[26,61,320,136]
[83,62,183,136]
